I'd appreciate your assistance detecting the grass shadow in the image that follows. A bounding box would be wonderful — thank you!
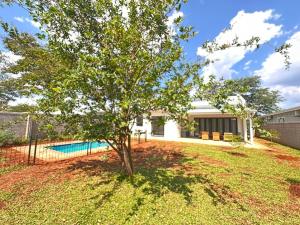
[66,142,245,221]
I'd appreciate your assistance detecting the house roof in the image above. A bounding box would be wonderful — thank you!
[266,105,300,116]
[188,95,247,115]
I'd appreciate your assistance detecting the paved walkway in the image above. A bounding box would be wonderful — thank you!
[147,136,267,149]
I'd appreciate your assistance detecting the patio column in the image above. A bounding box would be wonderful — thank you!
[249,117,254,144]
[243,118,248,142]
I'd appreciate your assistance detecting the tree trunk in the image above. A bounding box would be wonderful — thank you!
[119,135,133,176]
[122,145,133,176]
[108,134,134,176]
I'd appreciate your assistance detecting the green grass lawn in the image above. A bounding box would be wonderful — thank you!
[0,139,300,225]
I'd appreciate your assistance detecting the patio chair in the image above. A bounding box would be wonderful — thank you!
[212,132,220,141]
[223,132,233,142]
[201,131,209,140]
[134,129,147,144]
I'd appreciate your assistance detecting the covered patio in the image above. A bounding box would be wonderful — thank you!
[179,99,256,144]
[132,97,256,145]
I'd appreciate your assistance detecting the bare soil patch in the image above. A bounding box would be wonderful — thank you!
[0,201,6,210]
[191,153,227,167]
[276,155,300,162]
[275,155,300,168]
[289,184,300,198]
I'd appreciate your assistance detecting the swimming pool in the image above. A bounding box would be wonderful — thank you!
[50,141,109,153]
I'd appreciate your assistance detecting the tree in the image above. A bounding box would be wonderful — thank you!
[197,75,282,115]
[2,0,198,176]
[6,103,36,112]
[1,0,290,176]
[0,62,18,110]
[232,76,282,115]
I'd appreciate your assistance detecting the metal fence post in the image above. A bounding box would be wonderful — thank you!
[87,141,90,156]
[89,141,92,155]
[138,132,141,144]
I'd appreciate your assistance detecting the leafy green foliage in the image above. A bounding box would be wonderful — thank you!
[234,76,282,115]
[257,128,280,142]
[0,129,14,146]
[196,75,282,116]
[0,129,25,146]
[0,73,18,111]
[6,103,36,112]
[2,0,199,175]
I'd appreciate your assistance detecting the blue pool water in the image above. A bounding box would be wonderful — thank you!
[50,141,109,153]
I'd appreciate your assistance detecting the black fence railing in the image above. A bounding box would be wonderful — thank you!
[0,130,149,170]
[0,136,110,168]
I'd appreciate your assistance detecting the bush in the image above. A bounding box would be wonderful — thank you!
[0,130,15,146]
[0,130,26,146]
[257,128,280,142]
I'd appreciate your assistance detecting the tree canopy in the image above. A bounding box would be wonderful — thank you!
[0,53,19,110]
[232,76,282,115]
[1,0,199,175]
[198,75,282,116]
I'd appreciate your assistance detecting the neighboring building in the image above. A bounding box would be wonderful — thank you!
[132,96,255,143]
[264,106,300,124]
[263,106,300,149]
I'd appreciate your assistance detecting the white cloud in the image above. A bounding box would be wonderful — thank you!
[167,11,184,35]
[25,18,40,28]
[13,16,40,29]
[0,51,23,78]
[167,11,184,27]
[197,10,282,80]
[9,97,37,106]
[14,17,24,23]
[0,51,22,66]
[255,31,300,108]
[275,86,300,108]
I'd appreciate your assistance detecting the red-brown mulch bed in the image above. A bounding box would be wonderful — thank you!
[0,148,28,166]
[0,141,188,192]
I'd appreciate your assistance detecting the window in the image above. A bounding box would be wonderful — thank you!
[136,116,143,126]
[151,116,164,136]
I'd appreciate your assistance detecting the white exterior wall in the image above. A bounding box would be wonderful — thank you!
[131,97,248,140]
[132,114,244,139]
[132,118,181,139]
[237,118,243,135]
[164,120,181,139]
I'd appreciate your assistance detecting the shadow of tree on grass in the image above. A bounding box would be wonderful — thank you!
[66,142,245,221]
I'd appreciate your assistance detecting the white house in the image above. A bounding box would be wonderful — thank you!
[132,96,255,144]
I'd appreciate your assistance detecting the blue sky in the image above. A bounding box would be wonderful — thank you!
[1,0,300,108]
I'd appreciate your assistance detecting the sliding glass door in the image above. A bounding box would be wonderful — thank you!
[192,117,238,139]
